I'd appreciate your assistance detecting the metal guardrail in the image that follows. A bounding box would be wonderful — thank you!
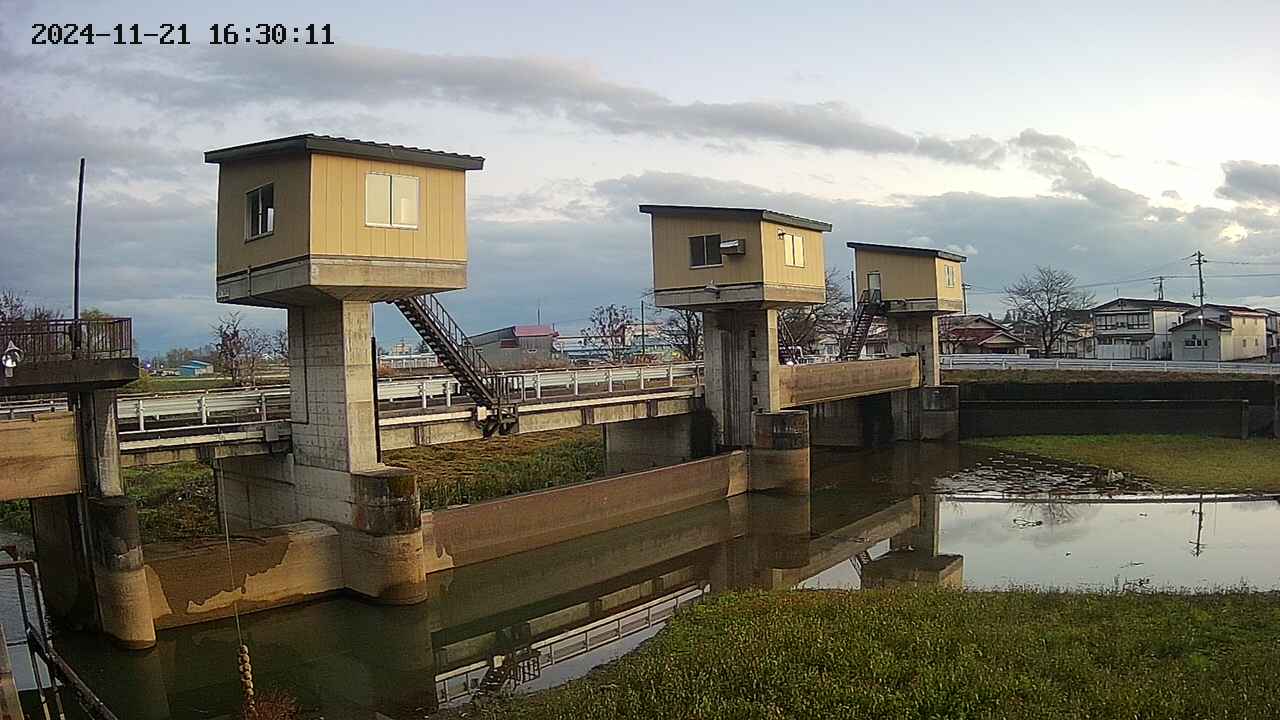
[1,363,705,428]
[0,318,132,361]
[940,354,1280,376]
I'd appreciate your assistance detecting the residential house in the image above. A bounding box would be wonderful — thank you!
[939,315,1028,355]
[1170,304,1268,362]
[176,359,214,377]
[471,324,563,370]
[1261,309,1280,362]
[1090,298,1196,360]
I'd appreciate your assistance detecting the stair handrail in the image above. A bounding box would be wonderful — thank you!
[404,294,505,404]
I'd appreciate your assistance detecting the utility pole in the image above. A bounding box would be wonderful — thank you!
[639,300,646,360]
[1153,276,1165,301]
[962,283,971,314]
[1192,250,1207,361]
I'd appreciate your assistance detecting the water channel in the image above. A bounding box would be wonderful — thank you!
[8,443,1280,718]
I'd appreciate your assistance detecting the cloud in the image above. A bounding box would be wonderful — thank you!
[1161,190,1182,200]
[1016,143,1148,214]
[1216,160,1280,206]
[1012,129,1076,152]
[24,46,1007,168]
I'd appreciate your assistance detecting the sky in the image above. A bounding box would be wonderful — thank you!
[2,0,1279,356]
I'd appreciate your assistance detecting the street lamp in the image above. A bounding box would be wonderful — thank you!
[2,341,22,379]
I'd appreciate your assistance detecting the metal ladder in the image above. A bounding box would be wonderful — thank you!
[839,290,887,360]
[392,294,516,435]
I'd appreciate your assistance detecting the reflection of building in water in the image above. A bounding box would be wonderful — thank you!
[862,494,964,588]
[61,490,962,717]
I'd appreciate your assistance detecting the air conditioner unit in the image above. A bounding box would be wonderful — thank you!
[719,238,746,255]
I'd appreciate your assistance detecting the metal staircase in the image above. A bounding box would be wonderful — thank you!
[393,294,516,435]
[839,290,887,360]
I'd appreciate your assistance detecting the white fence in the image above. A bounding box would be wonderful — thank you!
[2,363,704,429]
[941,354,1280,376]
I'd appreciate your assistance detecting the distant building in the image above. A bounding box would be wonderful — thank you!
[1261,309,1280,362]
[1090,298,1195,360]
[939,315,1028,355]
[176,359,214,377]
[471,324,563,370]
[1170,304,1268,362]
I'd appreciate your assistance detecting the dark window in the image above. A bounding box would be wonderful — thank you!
[499,339,518,348]
[688,234,722,268]
[246,184,274,239]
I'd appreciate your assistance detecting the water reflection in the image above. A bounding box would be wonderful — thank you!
[49,444,1280,719]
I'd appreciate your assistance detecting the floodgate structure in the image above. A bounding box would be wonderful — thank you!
[0,134,971,716]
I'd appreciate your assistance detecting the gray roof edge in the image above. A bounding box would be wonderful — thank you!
[637,205,832,232]
[205,134,485,171]
[846,242,967,263]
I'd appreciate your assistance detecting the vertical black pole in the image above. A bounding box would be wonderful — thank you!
[371,334,382,463]
[73,158,85,354]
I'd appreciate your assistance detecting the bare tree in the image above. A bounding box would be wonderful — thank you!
[212,312,247,384]
[1003,266,1095,355]
[778,268,852,351]
[271,328,289,362]
[240,327,272,386]
[0,288,61,322]
[583,304,635,364]
[659,308,703,361]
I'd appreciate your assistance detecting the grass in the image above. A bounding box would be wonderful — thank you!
[477,588,1280,720]
[967,434,1280,493]
[386,427,605,510]
[944,369,1265,384]
[0,461,219,545]
[124,374,239,393]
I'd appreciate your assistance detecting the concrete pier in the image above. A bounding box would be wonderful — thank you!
[602,412,713,474]
[87,497,155,649]
[748,410,810,495]
[703,309,780,449]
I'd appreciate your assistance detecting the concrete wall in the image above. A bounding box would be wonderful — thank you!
[144,521,343,629]
[776,357,920,408]
[421,451,752,574]
[957,380,1277,437]
[603,412,713,474]
[960,400,1249,439]
[704,309,778,447]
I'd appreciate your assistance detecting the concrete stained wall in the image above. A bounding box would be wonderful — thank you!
[960,400,1250,439]
[957,380,1277,437]
[776,356,920,408]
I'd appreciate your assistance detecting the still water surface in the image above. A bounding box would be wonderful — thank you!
[21,444,1280,718]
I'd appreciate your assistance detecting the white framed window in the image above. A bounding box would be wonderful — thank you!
[245,184,274,240]
[782,233,805,267]
[365,173,420,229]
[689,234,722,268]
[944,264,956,288]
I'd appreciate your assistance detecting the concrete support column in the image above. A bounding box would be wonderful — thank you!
[891,388,922,441]
[75,389,122,496]
[885,313,941,386]
[87,497,155,649]
[704,309,780,448]
[748,410,810,495]
[288,300,378,473]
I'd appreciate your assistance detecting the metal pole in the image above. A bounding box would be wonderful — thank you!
[640,300,647,360]
[371,335,382,463]
[73,158,85,357]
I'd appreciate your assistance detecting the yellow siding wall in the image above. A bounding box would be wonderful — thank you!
[934,258,964,303]
[855,250,940,300]
[308,153,467,262]
[760,221,826,288]
[651,216,762,290]
[1229,315,1267,359]
[215,154,310,278]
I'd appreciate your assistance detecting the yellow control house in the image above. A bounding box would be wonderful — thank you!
[206,134,484,307]
[639,205,831,309]
[847,242,965,313]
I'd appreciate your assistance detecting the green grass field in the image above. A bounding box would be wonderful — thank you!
[968,434,1280,492]
[478,589,1280,720]
[387,427,605,510]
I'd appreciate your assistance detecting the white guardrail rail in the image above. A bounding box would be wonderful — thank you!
[941,354,1280,375]
[1,363,704,429]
